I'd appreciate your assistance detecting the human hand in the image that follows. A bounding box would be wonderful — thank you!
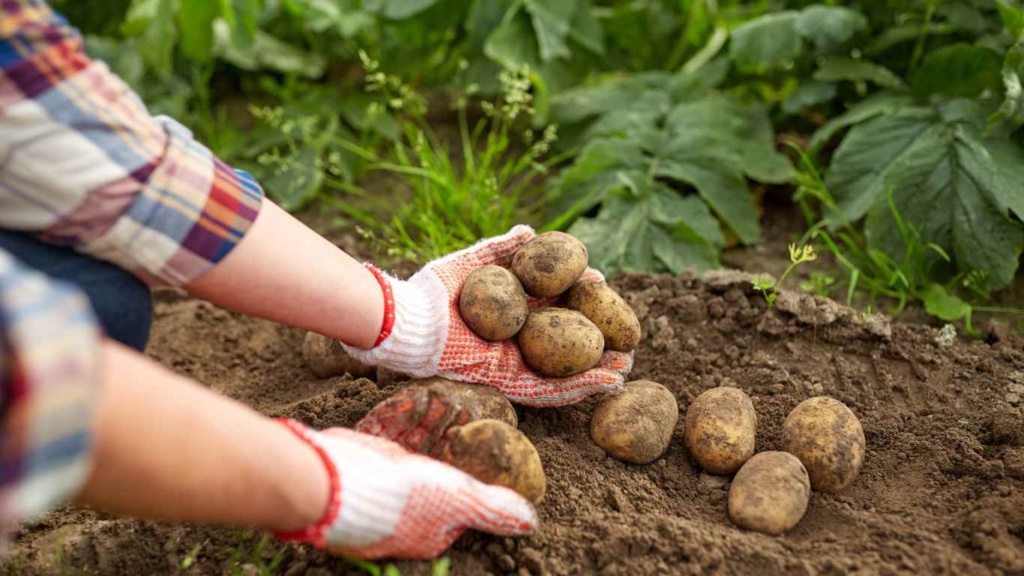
[273,419,536,560]
[342,225,632,407]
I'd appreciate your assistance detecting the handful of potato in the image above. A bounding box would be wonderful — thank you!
[461,232,642,376]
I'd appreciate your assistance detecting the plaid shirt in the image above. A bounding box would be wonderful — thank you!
[0,0,264,530]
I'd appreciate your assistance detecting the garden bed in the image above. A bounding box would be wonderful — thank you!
[6,268,1024,575]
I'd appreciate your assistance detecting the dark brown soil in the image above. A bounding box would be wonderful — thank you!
[6,270,1024,576]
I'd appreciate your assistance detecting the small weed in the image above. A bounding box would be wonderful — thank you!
[752,244,818,308]
[227,531,285,576]
[800,271,837,297]
[179,543,202,571]
[342,556,449,576]
[327,62,562,263]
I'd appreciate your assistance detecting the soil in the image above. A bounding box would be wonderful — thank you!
[6,267,1024,576]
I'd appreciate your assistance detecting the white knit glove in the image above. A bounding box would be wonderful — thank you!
[272,419,536,560]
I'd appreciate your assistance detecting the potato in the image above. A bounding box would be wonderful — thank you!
[355,377,517,455]
[684,387,757,475]
[459,265,529,341]
[781,397,865,493]
[439,419,546,503]
[567,280,641,352]
[517,308,604,377]
[728,451,811,535]
[511,232,588,298]
[302,331,376,379]
[590,380,678,464]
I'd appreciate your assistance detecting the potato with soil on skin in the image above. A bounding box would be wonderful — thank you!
[781,396,865,493]
[355,377,517,455]
[511,232,588,298]
[302,331,376,379]
[590,380,678,464]
[517,308,604,377]
[459,265,529,341]
[439,419,546,503]
[567,280,642,352]
[684,387,757,475]
[728,451,811,535]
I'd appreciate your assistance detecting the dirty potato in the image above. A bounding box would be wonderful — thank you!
[355,377,517,455]
[459,265,529,341]
[728,451,811,535]
[684,387,757,475]
[511,232,588,298]
[566,280,642,352]
[439,419,546,503]
[302,331,376,379]
[517,308,604,377]
[590,380,678,464]
[781,396,865,493]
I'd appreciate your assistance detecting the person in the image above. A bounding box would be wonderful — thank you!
[0,0,632,560]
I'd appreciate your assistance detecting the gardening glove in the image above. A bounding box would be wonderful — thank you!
[342,225,633,407]
[272,419,536,560]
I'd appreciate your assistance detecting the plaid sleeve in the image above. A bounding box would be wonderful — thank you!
[0,249,101,532]
[0,0,264,287]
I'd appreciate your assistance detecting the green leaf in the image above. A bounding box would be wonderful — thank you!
[920,284,972,321]
[484,8,538,68]
[782,80,837,115]
[989,42,1024,133]
[568,189,722,275]
[262,142,324,211]
[825,106,939,223]
[794,6,867,53]
[123,0,177,76]
[844,114,1023,291]
[998,0,1024,40]
[523,0,576,61]
[432,557,451,576]
[216,29,326,76]
[177,0,220,62]
[379,0,438,20]
[809,92,915,151]
[813,58,905,90]
[912,43,1003,99]
[982,137,1024,221]
[568,0,604,55]
[228,0,260,47]
[864,22,956,56]
[729,11,801,67]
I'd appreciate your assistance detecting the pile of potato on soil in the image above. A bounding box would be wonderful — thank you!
[303,232,866,535]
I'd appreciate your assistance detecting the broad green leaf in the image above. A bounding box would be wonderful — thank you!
[813,58,905,90]
[568,189,721,275]
[912,43,1003,98]
[177,0,220,62]
[551,137,648,218]
[737,104,794,184]
[998,0,1024,39]
[568,1,604,55]
[729,11,801,67]
[379,0,438,20]
[989,42,1024,133]
[550,73,670,124]
[809,92,914,150]
[782,80,837,114]
[860,120,1023,291]
[864,22,955,56]
[123,0,177,76]
[794,6,867,53]
[484,9,538,68]
[920,284,972,320]
[669,57,731,100]
[228,0,260,47]
[216,29,325,77]
[982,137,1024,220]
[825,106,939,224]
[523,0,576,61]
[262,142,324,211]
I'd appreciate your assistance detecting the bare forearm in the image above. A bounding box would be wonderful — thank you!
[186,200,384,348]
[75,340,329,532]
